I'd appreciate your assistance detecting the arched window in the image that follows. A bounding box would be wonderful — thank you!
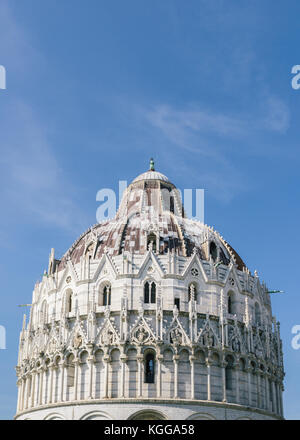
[174,298,180,310]
[144,281,156,304]
[103,285,111,306]
[255,302,261,325]
[40,300,48,324]
[145,352,155,383]
[151,282,156,303]
[210,242,217,262]
[227,291,235,315]
[147,233,157,253]
[65,289,73,314]
[188,283,197,302]
[98,283,111,306]
[144,281,150,303]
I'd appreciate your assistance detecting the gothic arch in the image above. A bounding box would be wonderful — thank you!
[210,351,221,365]
[194,348,206,363]
[93,347,105,358]
[78,348,89,360]
[128,409,167,420]
[98,281,112,306]
[162,346,175,357]
[144,350,156,384]
[254,302,261,325]
[227,290,237,315]
[178,347,191,357]
[80,410,112,420]
[44,413,65,420]
[186,412,216,420]
[53,354,61,366]
[40,300,48,324]
[143,279,156,304]
[64,288,73,314]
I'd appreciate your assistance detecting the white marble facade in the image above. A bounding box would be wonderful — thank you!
[15,165,284,420]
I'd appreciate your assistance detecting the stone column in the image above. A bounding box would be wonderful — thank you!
[87,356,94,399]
[272,378,277,413]
[24,376,29,410]
[206,359,211,401]
[33,373,38,407]
[280,384,284,417]
[49,364,55,404]
[157,354,163,398]
[74,359,80,401]
[103,354,110,398]
[39,369,44,406]
[265,374,270,412]
[275,382,280,415]
[189,355,196,400]
[19,378,25,412]
[260,374,265,409]
[19,377,24,411]
[247,368,252,407]
[16,379,22,412]
[137,354,144,398]
[22,376,27,410]
[60,361,66,402]
[173,354,179,398]
[28,374,33,408]
[31,370,36,408]
[120,355,127,398]
[22,378,26,411]
[257,372,261,408]
[221,361,227,403]
[24,374,30,409]
[234,364,240,404]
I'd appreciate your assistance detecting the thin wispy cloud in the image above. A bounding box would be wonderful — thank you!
[134,95,290,202]
[146,98,290,146]
[262,96,290,133]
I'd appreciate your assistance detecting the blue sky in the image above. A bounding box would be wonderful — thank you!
[0,0,300,419]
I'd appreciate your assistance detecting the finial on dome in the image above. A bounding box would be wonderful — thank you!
[149,158,155,171]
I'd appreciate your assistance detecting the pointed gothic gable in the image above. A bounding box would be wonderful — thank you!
[223,264,242,292]
[253,330,265,358]
[57,260,79,291]
[29,326,48,357]
[95,315,120,346]
[92,252,118,282]
[197,317,220,348]
[30,329,44,358]
[66,319,88,350]
[130,314,156,345]
[137,251,165,279]
[182,251,208,282]
[44,321,60,355]
[228,322,246,353]
[166,314,190,346]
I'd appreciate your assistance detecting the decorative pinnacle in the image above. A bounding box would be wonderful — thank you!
[149,158,155,171]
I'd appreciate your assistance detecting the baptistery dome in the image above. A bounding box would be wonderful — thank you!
[15,161,284,420]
